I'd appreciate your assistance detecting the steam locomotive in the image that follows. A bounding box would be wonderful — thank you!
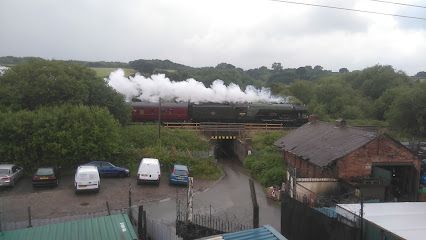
[131,102,308,126]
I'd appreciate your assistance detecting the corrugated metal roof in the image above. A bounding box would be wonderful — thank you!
[199,225,287,240]
[274,121,378,167]
[0,213,138,240]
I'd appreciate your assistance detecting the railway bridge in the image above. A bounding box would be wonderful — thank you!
[164,122,290,160]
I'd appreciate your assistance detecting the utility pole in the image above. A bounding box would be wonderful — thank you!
[249,178,259,228]
[158,97,161,140]
[186,177,194,223]
[360,194,364,240]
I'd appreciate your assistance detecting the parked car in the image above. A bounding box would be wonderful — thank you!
[86,161,130,177]
[0,164,24,187]
[74,165,100,193]
[137,158,161,185]
[169,164,189,186]
[32,167,60,187]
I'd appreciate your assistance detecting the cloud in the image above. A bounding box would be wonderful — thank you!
[0,0,425,75]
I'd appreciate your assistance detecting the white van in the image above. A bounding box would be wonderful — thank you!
[74,165,100,193]
[137,158,161,185]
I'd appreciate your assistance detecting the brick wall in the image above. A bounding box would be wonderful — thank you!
[284,151,333,178]
[337,136,420,180]
[283,135,420,180]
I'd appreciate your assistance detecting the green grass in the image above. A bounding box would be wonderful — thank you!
[120,124,222,180]
[244,131,288,186]
[91,67,136,78]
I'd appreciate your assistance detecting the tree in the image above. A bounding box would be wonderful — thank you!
[0,60,130,124]
[314,65,323,71]
[339,68,349,73]
[0,105,127,170]
[415,71,426,78]
[386,82,426,136]
[288,80,314,104]
[344,65,409,100]
[271,62,283,71]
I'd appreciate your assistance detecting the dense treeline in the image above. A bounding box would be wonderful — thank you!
[286,65,426,137]
[0,60,131,124]
[0,60,220,177]
[0,56,128,68]
[0,105,128,170]
[2,57,425,138]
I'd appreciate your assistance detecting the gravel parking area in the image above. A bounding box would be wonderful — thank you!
[0,174,213,223]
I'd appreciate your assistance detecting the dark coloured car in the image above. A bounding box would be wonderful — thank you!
[86,161,130,177]
[169,164,189,186]
[32,167,59,187]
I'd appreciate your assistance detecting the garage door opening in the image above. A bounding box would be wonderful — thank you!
[372,164,418,201]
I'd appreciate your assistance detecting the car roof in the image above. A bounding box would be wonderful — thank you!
[141,158,159,164]
[0,164,15,169]
[174,164,188,171]
[77,165,98,172]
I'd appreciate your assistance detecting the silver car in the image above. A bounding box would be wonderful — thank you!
[0,164,24,187]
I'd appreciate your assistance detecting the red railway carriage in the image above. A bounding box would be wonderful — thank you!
[131,102,189,122]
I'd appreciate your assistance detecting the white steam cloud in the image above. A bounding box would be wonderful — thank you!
[0,66,8,76]
[107,69,286,103]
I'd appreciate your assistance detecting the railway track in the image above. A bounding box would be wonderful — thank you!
[163,122,296,131]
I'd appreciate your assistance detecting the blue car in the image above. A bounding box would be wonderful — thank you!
[169,164,189,185]
[86,161,130,177]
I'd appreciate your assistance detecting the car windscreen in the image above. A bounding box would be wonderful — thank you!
[175,170,188,176]
[36,168,53,176]
[0,169,10,175]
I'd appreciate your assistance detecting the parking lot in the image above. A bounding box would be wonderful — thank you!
[0,173,213,223]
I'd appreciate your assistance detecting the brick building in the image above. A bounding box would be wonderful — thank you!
[275,120,420,201]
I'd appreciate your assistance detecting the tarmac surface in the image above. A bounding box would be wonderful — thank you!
[0,158,281,230]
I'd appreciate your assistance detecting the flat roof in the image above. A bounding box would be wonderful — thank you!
[0,213,137,240]
[198,225,288,240]
[337,202,426,240]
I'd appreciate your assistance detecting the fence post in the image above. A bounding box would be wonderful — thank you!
[106,201,111,215]
[27,206,32,228]
[249,179,259,228]
[143,210,147,240]
[138,205,143,239]
[128,183,133,222]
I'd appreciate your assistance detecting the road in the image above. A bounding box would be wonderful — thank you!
[0,159,281,231]
[143,158,281,230]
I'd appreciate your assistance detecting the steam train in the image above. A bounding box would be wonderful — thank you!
[131,102,308,126]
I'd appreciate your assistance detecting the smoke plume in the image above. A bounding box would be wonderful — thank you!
[107,69,286,103]
[0,66,8,76]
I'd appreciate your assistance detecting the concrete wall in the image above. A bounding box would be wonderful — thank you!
[232,139,251,163]
[297,178,339,196]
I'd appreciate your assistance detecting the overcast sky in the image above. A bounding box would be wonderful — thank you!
[0,0,425,75]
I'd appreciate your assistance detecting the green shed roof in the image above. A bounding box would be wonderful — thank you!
[0,213,138,240]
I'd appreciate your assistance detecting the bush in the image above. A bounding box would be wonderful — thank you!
[0,105,127,172]
[121,124,221,180]
[244,131,287,186]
